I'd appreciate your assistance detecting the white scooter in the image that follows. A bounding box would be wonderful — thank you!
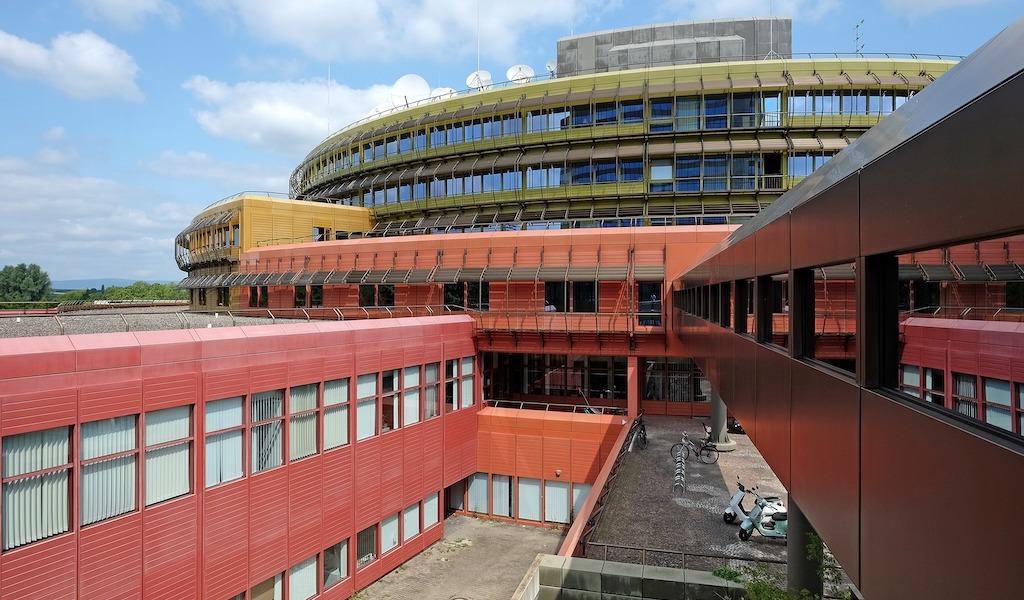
[738,491,789,541]
[723,479,785,526]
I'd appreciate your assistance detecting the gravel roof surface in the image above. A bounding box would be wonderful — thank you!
[0,308,299,339]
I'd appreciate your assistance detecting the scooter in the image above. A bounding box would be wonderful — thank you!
[723,479,785,525]
[738,488,788,541]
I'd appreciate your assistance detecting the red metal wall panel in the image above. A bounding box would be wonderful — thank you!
[378,433,405,516]
[143,373,199,411]
[77,371,142,421]
[401,427,425,505]
[203,482,250,599]
[203,367,249,401]
[288,456,325,564]
[77,513,143,599]
[353,438,383,527]
[0,387,76,436]
[248,469,290,582]
[320,448,354,538]
[142,497,199,600]
[0,535,77,599]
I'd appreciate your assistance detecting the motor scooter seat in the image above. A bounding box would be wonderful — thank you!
[772,511,788,522]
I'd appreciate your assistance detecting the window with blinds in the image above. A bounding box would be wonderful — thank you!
[356,373,378,441]
[381,513,399,554]
[424,492,440,528]
[251,390,284,473]
[356,524,377,568]
[403,366,421,427]
[323,378,350,449]
[403,503,420,542]
[289,555,317,600]
[289,384,318,461]
[144,405,192,506]
[2,426,71,551]
[424,363,441,419]
[205,397,244,487]
[461,356,475,409]
[81,416,137,525]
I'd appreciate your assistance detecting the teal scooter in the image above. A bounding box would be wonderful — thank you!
[737,488,788,541]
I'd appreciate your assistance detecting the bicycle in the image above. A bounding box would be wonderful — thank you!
[669,423,719,464]
[629,411,647,450]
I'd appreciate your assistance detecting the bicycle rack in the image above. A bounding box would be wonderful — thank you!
[672,444,686,492]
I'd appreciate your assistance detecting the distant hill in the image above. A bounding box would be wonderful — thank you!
[53,278,177,291]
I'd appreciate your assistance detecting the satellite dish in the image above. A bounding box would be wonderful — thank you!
[391,74,431,107]
[430,86,457,99]
[466,69,492,91]
[545,59,557,77]
[506,64,535,84]
[367,103,391,118]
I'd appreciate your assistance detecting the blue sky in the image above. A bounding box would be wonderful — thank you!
[0,0,1020,283]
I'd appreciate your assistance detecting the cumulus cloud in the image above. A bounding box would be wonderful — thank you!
[182,75,391,157]
[204,0,611,64]
[0,156,180,280]
[76,0,181,29]
[144,150,292,193]
[656,0,841,21]
[0,29,143,101]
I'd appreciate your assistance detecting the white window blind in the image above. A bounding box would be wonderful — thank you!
[81,416,137,525]
[206,397,243,432]
[145,405,191,506]
[403,504,420,541]
[461,376,475,409]
[324,379,349,449]
[356,399,376,441]
[468,473,488,513]
[205,398,243,488]
[324,378,349,406]
[492,475,513,517]
[518,478,541,522]
[289,555,317,600]
[2,427,70,551]
[423,492,439,528]
[289,384,318,461]
[381,513,399,554]
[357,373,377,399]
[545,481,570,523]
[251,391,284,473]
[572,483,592,522]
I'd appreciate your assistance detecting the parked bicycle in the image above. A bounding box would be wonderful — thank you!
[669,422,719,464]
[629,411,647,451]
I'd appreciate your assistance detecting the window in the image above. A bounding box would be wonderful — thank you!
[382,369,400,432]
[445,359,459,413]
[423,492,440,528]
[310,285,323,307]
[984,378,1012,431]
[704,95,728,129]
[258,285,269,308]
[205,397,244,487]
[293,286,307,308]
[545,480,570,524]
[145,405,191,505]
[357,524,377,568]
[324,378,350,449]
[572,483,592,521]
[251,390,284,473]
[461,356,475,409]
[250,573,281,600]
[676,96,700,130]
[2,427,71,550]
[249,286,258,308]
[381,513,400,554]
[403,366,421,427]
[518,478,541,521]
[424,363,441,419]
[323,538,349,588]
[81,415,137,525]
[356,373,378,440]
[620,99,643,123]
[650,159,673,192]
[403,503,420,541]
[492,474,513,517]
[901,365,921,398]
[468,473,488,513]
[289,555,317,600]
[572,281,597,313]
[217,287,229,306]
[953,373,978,419]
[289,384,318,460]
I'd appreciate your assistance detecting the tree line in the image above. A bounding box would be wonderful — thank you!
[0,263,186,306]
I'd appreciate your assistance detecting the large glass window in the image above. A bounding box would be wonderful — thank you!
[205,397,244,487]
[403,503,420,541]
[324,378,350,449]
[461,356,476,409]
[81,415,137,525]
[2,427,71,550]
[492,474,513,518]
[251,573,281,600]
[251,390,284,473]
[468,473,488,513]
[289,384,318,460]
[403,366,421,427]
[289,555,317,600]
[357,524,377,568]
[382,369,400,433]
[704,95,728,129]
[424,363,441,419]
[323,539,349,588]
[675,96,700,131]
[144,405,191,505]
[572,483,592,521]
[518,478,541,521]
[356,373,378,440]
[984,377,1012,431]
[544,480,570,524]
[424,492,440,528]
[953,373,978,419]
[381,513,400,554]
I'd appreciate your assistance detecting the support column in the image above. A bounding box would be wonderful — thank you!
[626,356,639,417]
[787,498,823,598]
[709,387,736,451]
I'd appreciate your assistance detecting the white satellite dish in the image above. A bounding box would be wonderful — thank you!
[506,64,535,84]
[545,59,557,77]
[466,69,492,91]
[367,103,391,118]
[391,73,431,107]
[430,86,457,99]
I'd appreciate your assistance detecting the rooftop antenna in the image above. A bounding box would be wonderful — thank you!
[506,64,535,84]
[326,55,331,135]
[764,0,781,59]
[855,19,865,56]
[391,73,431,107]
[545,59,557,78]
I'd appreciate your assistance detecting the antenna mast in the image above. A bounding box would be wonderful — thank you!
[855,20,865,56]
[764,0,780,59]
[326,57,331,135]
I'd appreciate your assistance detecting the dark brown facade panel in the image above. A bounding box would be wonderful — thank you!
[754,213,792,277]
[859,390,1024,600]
[752,344,792,488]
[789,362,861,586]
[860,71,1024,256]
[790,175,860,269]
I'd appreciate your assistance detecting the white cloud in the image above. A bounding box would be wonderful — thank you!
[77,0,181,29]
[204,0,611,64]
[182,75,392,157]
[0,29,143,101]
[655,0,841,22]
[144,150,291,193]
[881,0,995,19]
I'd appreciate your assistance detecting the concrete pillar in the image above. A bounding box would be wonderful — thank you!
[787,498,823,598]
[626,356,639,417]
[708,387,736,451]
